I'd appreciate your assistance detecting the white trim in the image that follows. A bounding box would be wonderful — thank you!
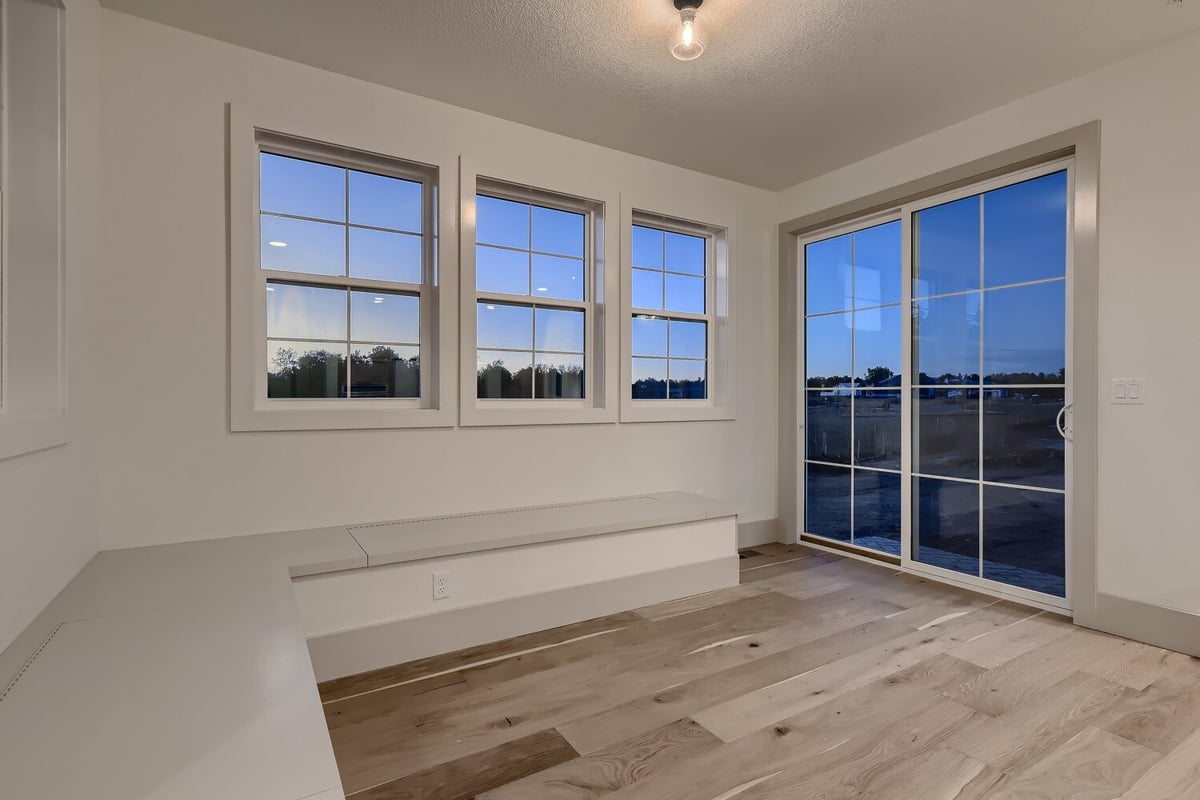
[228,103,457,431]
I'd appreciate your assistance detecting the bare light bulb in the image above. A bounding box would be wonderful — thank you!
[671,7,704,61]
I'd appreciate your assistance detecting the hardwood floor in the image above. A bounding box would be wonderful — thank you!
[318,544,1200,799]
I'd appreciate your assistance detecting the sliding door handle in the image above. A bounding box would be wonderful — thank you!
[1056,403,1073,441]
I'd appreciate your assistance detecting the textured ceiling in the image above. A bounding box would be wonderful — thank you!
[101,0,1200,190]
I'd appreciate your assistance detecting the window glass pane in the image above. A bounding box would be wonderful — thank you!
[983,388,1065,490]
[914,477,979,576]
[476,195,529,249]
[915,389,979,480]
[855,390,901,470]
[669,360,706,399]
[535,353,584,399]
[806,463,851,542]
[669,320,706,360]
[983,281,1065,384]
[805,233,852,315]
[665,273,704,314]
[853,469,901,555]
[532,206,584,258]
[984,171,1068,288]
[266,283,346,340]
[351,290,419,344]
[531,254,583,301]
[349,228,422,284]
[477,349,533,398]
[349,344,419,398]
[477,245,530,296]
[631,316,667,357]
[853,305,902,386]
[267,341,347,399]
[805,311,852,387]
[260,153,345,222]
[632,268,663,310]
[348,170,422,232]
[632,225,663,269]
[632,357,668,399]
[534,307,585,353]
[477,302,532,350]
[807,390,851,464]
[665,231,705,275]
[914,292,980,384]
[914,195,980,298]
[261,215,345,276]
[982,486,1065,596]
[853,220,901,308]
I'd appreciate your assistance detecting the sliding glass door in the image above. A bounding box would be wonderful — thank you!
[801,161,1072,609]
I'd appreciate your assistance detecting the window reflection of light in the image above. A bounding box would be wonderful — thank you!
[536,287,548,292]
[485,304,496,310]
[268,241,288,247]
[265,286,275,292]
[373,297,384,304]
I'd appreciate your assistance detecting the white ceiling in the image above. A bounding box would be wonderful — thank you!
[101,0,1200,190]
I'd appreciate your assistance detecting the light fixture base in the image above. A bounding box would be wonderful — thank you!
[673,0,703,9]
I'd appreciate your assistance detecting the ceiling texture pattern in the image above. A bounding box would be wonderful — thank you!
[102,0,1200,189]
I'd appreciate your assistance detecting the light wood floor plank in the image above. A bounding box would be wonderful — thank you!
[987,725,1161,800]
[1120,726,1200,800]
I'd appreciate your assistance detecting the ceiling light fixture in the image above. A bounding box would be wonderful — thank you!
[671,0,705,61]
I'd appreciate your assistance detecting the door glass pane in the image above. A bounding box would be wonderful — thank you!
[806,312,852,388]
[914,293,980,384]
[854,304,902,386]
[854,470,901,555]
[914,477,978,576]
[983,388,1065,490]
[984,171,1068,288]
[983,281,1066,384]
[915,389,979,480]
[855,390,901,470]
[982,486,1065,596]
[914,195,980,298]
[806,463,851,542]
[805,233,852,315]
[853,221,902,309]
[806,390,851,465]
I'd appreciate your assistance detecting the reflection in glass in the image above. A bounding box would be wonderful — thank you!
[915,195,980,298]
[983,388,1065,490]
[535,353,584,398]
[668,359,706,399]
[261,215,345,276]
[805,233,852,316]
[266,283,346,340]
[854,470,902,555]
[267,340,347,398]
[534,307,585,353]
[983,280,1065,384]
[806,390,851,465]
[665,231,705,275]
[351,291,419,344]
[632,268,663,310]
[349,344,419,398]
[854,304,902,385]
[914,292,980,384]
[477,303,532,350]
[806,463,851,542]
[669,320,706,359]
[349,171,422,232]
[350,228,422,284]
[806,312,852,387]
[632,317,667,357]
[531,254,583,301]
[982,486,1065,596]
[476,195,529,249]
[852,220,902,309]
[914,477,979,576]
[532,206,585,257]
[665,273,705,314]
[632,357,668,399]
[260,154,345,221]
[855,391,901,470]
[476,245,530,296]
[915,389,979,480]
[984,171,1068,288]
[632,226,664,269]
[476,349,534,398]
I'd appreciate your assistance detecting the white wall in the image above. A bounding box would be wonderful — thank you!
[0,0,101,655]
[90,11,779,551]
[778,31,1200,616]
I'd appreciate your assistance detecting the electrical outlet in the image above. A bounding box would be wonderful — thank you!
[432,571,450,600]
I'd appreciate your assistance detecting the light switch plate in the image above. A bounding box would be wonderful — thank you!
[1111,379,1145,405]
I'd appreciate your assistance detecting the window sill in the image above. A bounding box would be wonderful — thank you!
[0,415,68,461]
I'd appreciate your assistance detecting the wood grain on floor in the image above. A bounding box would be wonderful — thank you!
[318,543,1200,799]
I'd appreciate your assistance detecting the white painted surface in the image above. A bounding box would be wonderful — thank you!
[90,10,778,551]
[777,30,1200,615]
[97,0,1200,190]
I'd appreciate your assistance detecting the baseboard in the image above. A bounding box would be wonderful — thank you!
[738,518,780,548]
[1079,592,1200,657]
[305,555,739,682]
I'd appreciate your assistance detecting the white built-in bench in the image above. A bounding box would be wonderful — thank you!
[0,492,738,800]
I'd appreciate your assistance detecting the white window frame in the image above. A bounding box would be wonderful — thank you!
[229,103,456,431]
[0,0,68,461]
[459,158,618,426]
[620,204,735,423]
